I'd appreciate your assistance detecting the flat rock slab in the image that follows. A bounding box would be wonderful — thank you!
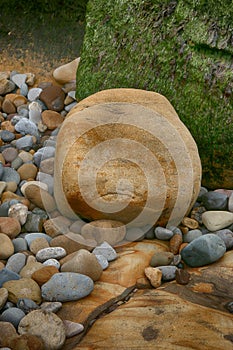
[59,241,233,349]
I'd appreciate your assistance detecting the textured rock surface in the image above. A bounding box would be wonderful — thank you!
[76,0,233,189]
[54,90,201,229]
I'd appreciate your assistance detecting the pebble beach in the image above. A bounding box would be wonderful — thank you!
[0,65,233,349]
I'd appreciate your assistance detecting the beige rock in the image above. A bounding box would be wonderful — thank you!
[1,191,30,208]
[7,333,45,350]
[18,150,33,163]
[31,265,59,286]
[0,261,5,269]
[18,309,66,349]
[43,216,71,238]
[50,232,91,254]
[17,163,38,180]
[5,181,17,192]
[144,267,162,288]
[0,217,21,239]
[0,287,8,310]
[3,277,41,304]
[0,231,13,258]
[39,157,54,175]
[29,237,50,255]
[12,94,28,107]
[20,180,48,196]
[24,184,56,212]
[41,110,64,130]
[81,219,126,246]
[53,57,80,84]
[0,321,19,347]
[20,256,43,278]
[0,181,6,197]
[54,89,201,229]
[61,248,103,281]
[202,211,233,231]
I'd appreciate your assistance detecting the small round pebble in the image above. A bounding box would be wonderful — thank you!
[92,241,117,261]
[154,227,174,240]
[0,307,25,328]
[158,266,177,281]
[183,229,202,243]
[36,247,66,262]
[43,258,61,269]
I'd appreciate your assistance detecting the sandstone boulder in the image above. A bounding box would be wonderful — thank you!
[54,89,201,232]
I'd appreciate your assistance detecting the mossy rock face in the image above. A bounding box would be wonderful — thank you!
[76,0,233,189]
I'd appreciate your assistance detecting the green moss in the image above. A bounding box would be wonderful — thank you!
[76,0,233,188]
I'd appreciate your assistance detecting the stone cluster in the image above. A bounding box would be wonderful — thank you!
[0,62,233,349]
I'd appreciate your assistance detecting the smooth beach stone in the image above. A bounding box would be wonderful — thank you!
[17,163,38,181]
[228,193,233,212]
[24,233,52,246]
[169,233,183,254]
[36,247,66,262]
[42,259,60,269]
[15,135,34,151]
[0,321,18,348]
[29,237,50,255]
[3,277,41,304]
[20,180,48,196]
[5,253,26,274]
[150,251,174,267]
[36,172,54,194]
[39,85,65,112]
[202,211,233,231]
[158,265,178,281]
[14,117,39,137]
[69,219,85,233]
[53,57,80,84]
[0,307,25,328]
[183,229,202,243]
[18,309,66,350]
[49,233,89,255]
[42,216,70,238]
[214,229,233,250]
[95,254,109,270]
[17,298,40,314]
[181,234,226,267]
[0,130,15,142]
[0,217,21,239]
[34,147,56,166]
[201,191,228,210]
[12,237,28,252]
[154,227,174,240]
[40,301,62,313]
[175,269,191,285]
[31,265,59,286]
[60,249,102,281]
[41,272,94,302]
[144,267,162,288]
[63,320,84,338]
[1,167,20,185]
[39,157,54,175]
[11,73,27,88]
[41,110,64,130]
[24,184,56,212]
[0,234,14,259]
[19,256,43,278]
[92,241,117,261]
[2,147,18,163]
[0,288,8,310]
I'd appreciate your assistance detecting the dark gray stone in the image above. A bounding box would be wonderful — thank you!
[201,191,228,210]
[0,268,21,288]
[0,307,25,328]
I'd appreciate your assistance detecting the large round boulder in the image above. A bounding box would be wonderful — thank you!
[53,88,201,232]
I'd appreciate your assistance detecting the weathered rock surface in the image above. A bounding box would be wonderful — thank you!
[54,90,201,229]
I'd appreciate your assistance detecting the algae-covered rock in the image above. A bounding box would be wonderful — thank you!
[76,0,233,188]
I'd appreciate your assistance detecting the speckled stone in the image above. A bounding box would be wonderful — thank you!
[36,247,66,262]
[41,272,94,302]
[18,309,66,350]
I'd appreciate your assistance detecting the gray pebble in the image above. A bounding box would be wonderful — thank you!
[95,254,109,270]
[167,226,182,236]
[215,229,233,249]
[183,229,202,243]
[1,167,20,184]
[41,272,94,302]
[64,101,77,112]
[181,234,226,267]
[17,298,40,314]
[0,162,4,179]
[43,259,60,269]
[11,156,24,170]
[0,268,20,288]
[11,73,27,88]
[25,233,52,246]
[5,253,26,274]
[197,186,208,201]
[36,247,66,262]
[36,172,54,194]
[12,237,28,252]
[17,106,29,118]
[28,88,43,101]
[0,307,25,328]
[201,191,228,211]
[92,241,117,262]
[15,135,34,151]
[15,117,39,137]
[0,130,15,142]
[24,212,44,232]
[0,201,11,216]
[158,265,178,281]
[20,82,29,96]
[154,227,174,240]
[33,146,55,167]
